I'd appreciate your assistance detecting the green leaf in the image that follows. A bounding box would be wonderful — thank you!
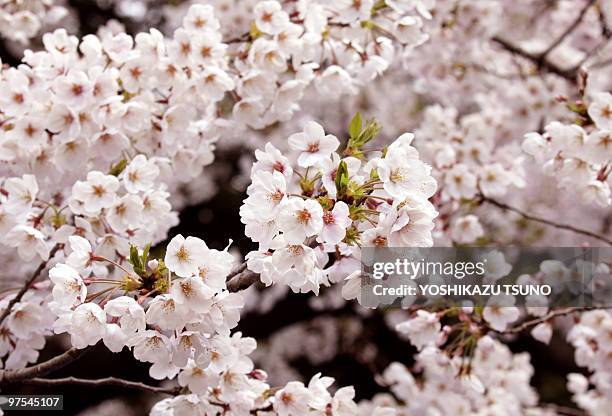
[129,245,141,268]
[317,196,333,211]
[371,0,387,15]
[360,20,375,30]
[109,159,127,176]
[355,118,382,146]
[347,116,382,152]
[335,160,349,197]
[348,112,362,140]
[129,244,145,277]
[157,260,169,276]
[141,243,151,268]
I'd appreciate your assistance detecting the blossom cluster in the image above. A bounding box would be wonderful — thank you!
[523,92,612,207]
[45,229,380,414]
[0,1,438,411]
[0,0,67,43]
[152,372,360,416]
[241,118,438,295]
[0,0,611,415]
[225,0,432,129]
[0,154,174,367]
[415,103,526,244]
[567,309,612,416]
[0,112,438,415]
[384,251,610,393]
[377,337,540,416]
[48,234,265,413]
[0,0,437,264]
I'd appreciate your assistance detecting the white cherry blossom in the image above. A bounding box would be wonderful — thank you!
[288,121,340,168]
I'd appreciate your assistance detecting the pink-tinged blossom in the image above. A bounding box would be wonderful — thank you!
[288,121,340,168]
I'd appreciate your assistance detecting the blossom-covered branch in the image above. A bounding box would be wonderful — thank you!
[0,0,611,414]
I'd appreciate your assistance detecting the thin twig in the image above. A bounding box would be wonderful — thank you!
[224,32,250,44]
[574,36,611,68]
[573,2,612,68]
[480,195,612,245]
[501,306,611,334]
[539,0,596,59]
[19,376,181,395]
[493,0,602,81]
[597,0,611,37]
[0,244,61,327]
[492,36,577,82]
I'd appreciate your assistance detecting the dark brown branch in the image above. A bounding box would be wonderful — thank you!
[573,2,612,68]
[0,346,91,385]
[493,0,602,82]
[225,32,250,44]
[228,261,247,277]
[0,244,61,327]
[227,268,260,292]
[480,195,612,245]
[18,376,181,395]
[492,36,578,82]
[540,0,596,59]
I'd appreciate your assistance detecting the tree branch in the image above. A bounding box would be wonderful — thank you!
[501,306,609,334]
[18,376,181,395]
[492,0,609,84]
[539,0,596,59]
[480,195,612,245]
[0,244,61,327]
[573,2,612,69]
[227,267,260,292]
[0,346,91,385]
[492,36,578,82]
[0,248,258,389]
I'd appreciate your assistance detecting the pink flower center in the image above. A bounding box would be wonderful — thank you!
[273,161,285,173]
[323,211,335,224]
[307,142,320,153]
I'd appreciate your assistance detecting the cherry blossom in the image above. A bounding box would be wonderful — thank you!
[164,234,208,278]
[287,121,340,168]
[0,1,611,414]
